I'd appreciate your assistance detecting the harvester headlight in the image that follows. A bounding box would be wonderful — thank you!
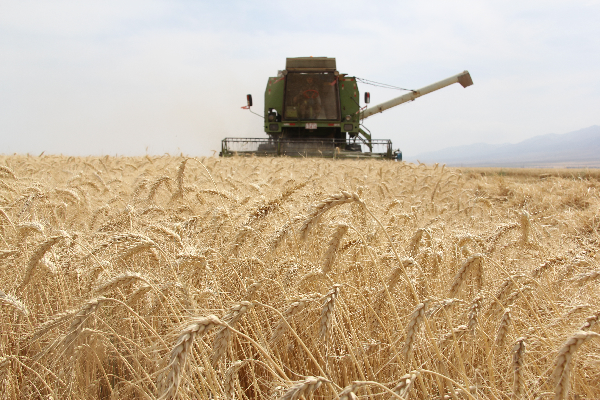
[343,124,353,132]
[345,115,351,121]
[269,123,279,131]
[268,113,275,122]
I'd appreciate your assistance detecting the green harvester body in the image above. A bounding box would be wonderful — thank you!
[221,57,473,159]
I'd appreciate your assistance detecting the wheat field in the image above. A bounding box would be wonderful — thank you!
[0,154,599,400]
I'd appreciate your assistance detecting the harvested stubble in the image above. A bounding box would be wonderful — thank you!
[1,154,600,399]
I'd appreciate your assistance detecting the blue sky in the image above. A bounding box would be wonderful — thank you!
[1,0,599,156]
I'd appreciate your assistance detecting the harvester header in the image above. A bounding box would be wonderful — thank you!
[220,57,473,159]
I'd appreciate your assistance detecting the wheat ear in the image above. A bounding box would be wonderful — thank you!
[520,210,531,244]
[27,309,79,343]
[271,296,317,343]
[440,325,468,347]
[427,298,463,318]
[0,165,16,179]
[338,381,369,400]
[59,297,109,353]
[21,235,65,289]
[94,271,150,294]
[512,337,526,400]
[0,290,28,316]
[495,308,512,348]
[408,228,428,257]
[467,295,483,332]
[551,330,600,400]
[320,284,341,343]
[242,280,263,301]
[299,191,363,240]
[224,360,246,400]
[230,226,253,257]
[147,176,173,202]
[578,310,600,331]
[279,376,328,400]
[212,301,254,366]
[571,270,600,284]
[403,299,431,362]
[160,315,223,399]
[127,284,153,306]
[392,371,420,398]
[448,253,484,297]
[269,221,292,249]
[173,157,188,199]
[322,223,348,274]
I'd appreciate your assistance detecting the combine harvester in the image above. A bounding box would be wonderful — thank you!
[221,57,473,159]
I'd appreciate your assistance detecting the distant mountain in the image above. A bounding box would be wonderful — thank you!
[408,125,600,167]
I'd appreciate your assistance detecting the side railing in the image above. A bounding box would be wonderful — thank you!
[220,138,394,159]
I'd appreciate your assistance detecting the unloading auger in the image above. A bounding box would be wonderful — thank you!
[220,57,473,159]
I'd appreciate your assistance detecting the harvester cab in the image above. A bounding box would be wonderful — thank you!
[221,57,473,159]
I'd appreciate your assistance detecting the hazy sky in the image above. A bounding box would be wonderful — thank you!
[1,0,599,156]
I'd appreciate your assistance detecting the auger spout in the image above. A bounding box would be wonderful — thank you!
[360,71,473,120]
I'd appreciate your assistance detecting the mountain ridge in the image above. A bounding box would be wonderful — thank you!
[407,125,600,167]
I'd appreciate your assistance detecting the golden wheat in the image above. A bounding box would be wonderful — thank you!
[1,155,599,399]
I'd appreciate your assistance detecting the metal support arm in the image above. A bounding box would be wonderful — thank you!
[360,71,473,120]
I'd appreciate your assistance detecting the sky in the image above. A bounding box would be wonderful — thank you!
[1,0,599,157]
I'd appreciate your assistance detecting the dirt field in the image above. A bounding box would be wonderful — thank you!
[1,155,599,399]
